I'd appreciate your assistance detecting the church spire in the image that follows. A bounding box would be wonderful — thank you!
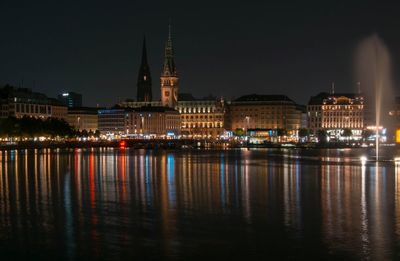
[141,36,148,65]
[160,23,179,108]
[168,21,172,42]
[137,35,152,102]
[162,22,177,77]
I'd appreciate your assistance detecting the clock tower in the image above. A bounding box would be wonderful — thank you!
[161,24,178,108]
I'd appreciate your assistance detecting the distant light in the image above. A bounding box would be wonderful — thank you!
[360,156,367,162]
[396,129,400,143]
[62,93,69,97]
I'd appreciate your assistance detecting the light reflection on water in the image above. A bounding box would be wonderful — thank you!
[0,148,399,259]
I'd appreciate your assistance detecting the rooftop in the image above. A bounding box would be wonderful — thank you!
[234,94,295,103]
[308,92,363,105]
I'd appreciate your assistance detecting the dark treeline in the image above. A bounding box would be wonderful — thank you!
[0,116,77,138]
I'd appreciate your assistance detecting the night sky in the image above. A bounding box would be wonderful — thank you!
[1,1,399,106]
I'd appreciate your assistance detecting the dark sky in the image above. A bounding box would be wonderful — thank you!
[1,1,399,106]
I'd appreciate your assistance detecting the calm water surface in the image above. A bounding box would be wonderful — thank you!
[1,148,400,260]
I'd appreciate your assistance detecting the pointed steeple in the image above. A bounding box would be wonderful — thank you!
[137,35,152,102]
[141,36,148,65]
[160,23,179,108]
[162,22,177,77]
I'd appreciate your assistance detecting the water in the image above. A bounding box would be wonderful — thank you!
[1,148,400,260]
[355,34,395,158]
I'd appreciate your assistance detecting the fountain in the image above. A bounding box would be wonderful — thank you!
[355,34,394,161]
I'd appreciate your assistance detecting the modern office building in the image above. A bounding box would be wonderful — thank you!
[67,107,99,132]
[58,91,83,108]
[98,109,127,135]
[131,106,180,137]
[98,106,180,137]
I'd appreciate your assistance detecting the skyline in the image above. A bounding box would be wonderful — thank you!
[1,1,400,106]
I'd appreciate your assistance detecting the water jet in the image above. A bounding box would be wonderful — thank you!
[355,34,394,162]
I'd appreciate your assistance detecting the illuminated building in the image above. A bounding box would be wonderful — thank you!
[119,98,225,139]
[246,129,277,144]
[297,104,308,129]
[116,26,226,139]
[389,96,400,142]
[67,107,99,132]
[119,100,160,108]
[129,106,180,137]
[160,25,179,108]
[98,106,180,137]
[51,104,68,119]
[136,37,153,102]
[98,109,127,135]
[227,94,302,138]
[307,92,364,140]
[177,97,225,139]
[57,91,82,108]
[0,85,68,119]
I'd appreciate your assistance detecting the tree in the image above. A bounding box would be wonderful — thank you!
[317,129,328,144]
[362,129,374,141]
[0,116,75,139]
[298,128,309,138]
[234,128,244,136]
[342,128,352,141]
[277,128,287,137]
[81,129,89,137]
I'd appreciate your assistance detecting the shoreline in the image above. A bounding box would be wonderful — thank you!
[0,140,395,150]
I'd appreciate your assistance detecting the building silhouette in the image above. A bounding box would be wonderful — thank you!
[58,91,82,108]
[136,37,152,102]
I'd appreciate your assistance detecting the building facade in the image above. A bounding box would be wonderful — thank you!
[0,85,68,120]
[67,107,99,132]
[307,92,364,138]
[228,94,302,133]
[177,99,225,139]
[119,98,226,139]
[129,106,180,137]
[98,107,180,137]
[98,109,127,135]
[58,91,82,108]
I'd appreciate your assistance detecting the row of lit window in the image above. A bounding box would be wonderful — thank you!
[181,115,223,120]
[182,122,223,128]
[323,112,362,116]
[178,107,214,113]
[323,119,362,123]
[14,103,51,114]
[322,105,363,110]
